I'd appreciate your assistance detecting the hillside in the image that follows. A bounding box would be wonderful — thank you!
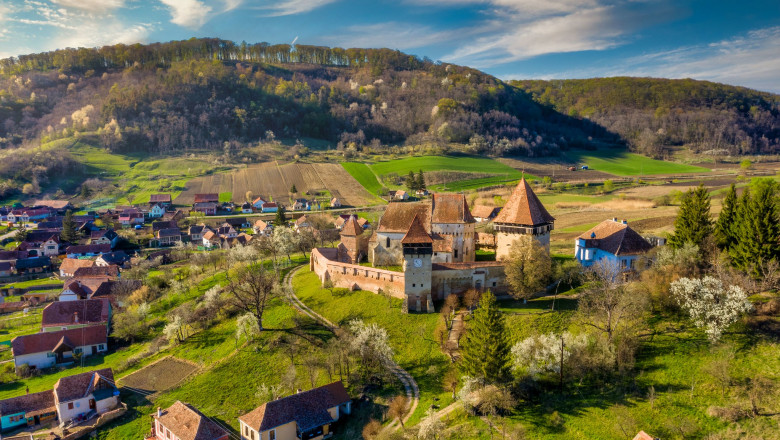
[512,77,780,157]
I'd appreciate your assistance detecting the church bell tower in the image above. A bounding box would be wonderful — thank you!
[401,215,434,313]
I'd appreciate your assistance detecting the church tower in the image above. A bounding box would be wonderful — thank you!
[401,215,434,313]
[493,177,555,260]
[337,215,366,264]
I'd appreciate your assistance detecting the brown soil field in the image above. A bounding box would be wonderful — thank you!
[175,162,378,207]
[119,357,198,393]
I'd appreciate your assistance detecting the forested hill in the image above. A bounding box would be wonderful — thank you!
[513,78,780,157]
[0,38,617,162]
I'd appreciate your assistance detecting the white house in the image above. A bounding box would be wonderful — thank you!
[11,326,108,370]
[53,368,120,427]
[239,382,351,440]
[575,218,654,271]
[149,204,166,219]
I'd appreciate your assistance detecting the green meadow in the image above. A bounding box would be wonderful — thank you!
[564,149,710,176]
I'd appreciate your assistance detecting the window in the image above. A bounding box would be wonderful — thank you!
[74,348,82,354]
[386,237,390,247]
[250,430,254,440]
[269,430,276,440]
[68,402,74,410]
[454,249,458,258]
[99,344,105,350]
[492,282,496,287]
[412,284,416,287]
[167,428,171,439]
[244,426,249,437]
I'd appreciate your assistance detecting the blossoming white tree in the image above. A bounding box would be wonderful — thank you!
[347,319,394,380]
[511,332,588,388]
[417,408,444,440]
[670,276,753,342]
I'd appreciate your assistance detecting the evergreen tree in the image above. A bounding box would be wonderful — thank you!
[405,171,418,191]
[730,180,780,276]
[459,291,510,383]
[60,210,77,243]
[80,184,91,198]
[290,184,297,194]
[273,205,288,227]
[715,184,738,250]
[728,187,752,269]
[669,184,713,249]
[417,170,426,191]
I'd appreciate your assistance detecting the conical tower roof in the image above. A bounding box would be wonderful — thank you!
[493,177,554,226]
[341,215,363,236]
[401,214,433,244]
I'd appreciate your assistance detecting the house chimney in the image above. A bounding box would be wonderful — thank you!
[622,219,627,225]
[157,407,162,417]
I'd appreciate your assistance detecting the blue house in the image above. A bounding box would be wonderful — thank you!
[0,390,57,432]
[575,218,654,271]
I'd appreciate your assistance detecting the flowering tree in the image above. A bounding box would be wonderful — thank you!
[670,276,753,342]
[417,408,444,440]
[236,313,260,345]
[163,315,187,343]
[347,319,394,380]
[511,332,588,388]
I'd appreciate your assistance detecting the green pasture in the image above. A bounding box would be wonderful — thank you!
[370,155,523,177]
[564,149,710,176]
[341,162,384,195]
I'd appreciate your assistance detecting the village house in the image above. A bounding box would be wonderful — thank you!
[32,200,72,214]
[241,203,253,214]
[148,401,229,440]
[156,228,182,246]
[0,390,58,432]
[253,220,272,236]
[60,258,96,278]
[575,218,654,271]
[11,325,108,370]
[330,197,341,208]
[153,220,179,233]
[261,202,278,213]
[72,265,120,280]
[292,198,312,211]
[118,211,144,226]
[294,215,312,231]
[149,194,172,208]
[41,299,111,334]
[194,194,219,204]
[52,369,120,427]
[251,196,267,210]
[189,225,207,244]
[148,204,166,219]
[162,210,185,223]
[8,207,54,223]
[390,190,409,201]
[39,235,60,257]
[192,202,218,216]
[90,229,119,248]
[59,277,115,302]
[471,205,501,222]
[0,262,13,277]
[95,251,130,268]
[15,257,52,275]
[216,223,238,238]
[239,382,351,440]
[66,244,111,259]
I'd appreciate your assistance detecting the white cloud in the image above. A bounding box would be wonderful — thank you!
[254,0,337,17]
[51,0,125,13]
[222,0,242,11]
[503,27,780,93]
[159,0,212,28]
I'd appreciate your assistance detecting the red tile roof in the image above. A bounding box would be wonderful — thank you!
[377,202,431,234]
[194,194,219,203]
[12,325,107,356]
[60,258,96,275]
[72,265,120,279]
[149,194,172,203]
[578,220,653,256]
[341,216,363,236]
[54,368,115,402]
[401,215,433,244]
[42,299,110,328]
[155,401,229,440]
[493,178,554,226]
[239,382,349,432]
[431,194,475,224]
[0,390,56,417]
[633,431,657,440]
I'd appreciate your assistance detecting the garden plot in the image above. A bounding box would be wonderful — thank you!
[119,357,198,394]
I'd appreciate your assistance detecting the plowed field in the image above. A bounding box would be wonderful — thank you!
[119,357,198,393]
[175,162,379,207]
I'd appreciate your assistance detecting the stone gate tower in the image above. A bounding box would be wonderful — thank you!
[401,215,434,313]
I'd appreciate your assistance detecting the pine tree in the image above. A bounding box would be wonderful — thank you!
[60,209,77,243]
[669,184,713,249]
[273,205,288,227]
[417,170,426,191]
[729,187,752,270]
[290,184,297,194]
[715,183,738,250]
[405,171,417,191]
[730,180,780,276]
[459,291,510,383]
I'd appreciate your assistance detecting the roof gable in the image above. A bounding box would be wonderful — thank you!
[401,215,433,244]
[239,382,349,432]
[12,326,107,356]
[578,220,653,256]
[156,401,229,440]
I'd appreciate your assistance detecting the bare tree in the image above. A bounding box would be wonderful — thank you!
[225,263,279,331]
[388,395,408,429]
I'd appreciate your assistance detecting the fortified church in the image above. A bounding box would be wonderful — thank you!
[310,178,554,312]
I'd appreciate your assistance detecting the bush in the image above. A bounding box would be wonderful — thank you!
[707,406,750,422]
[15,363,31,378]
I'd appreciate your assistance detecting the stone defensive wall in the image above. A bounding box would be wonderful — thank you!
[310,248,406,298]
[431,261,509,300]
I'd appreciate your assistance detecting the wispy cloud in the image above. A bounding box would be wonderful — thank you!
[253,0,338,17]
[504,26,780,93]
[51,0,125,13]
[409,0,683,67]
[159,0,212,28]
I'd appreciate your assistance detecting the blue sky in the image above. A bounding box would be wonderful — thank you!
[1,0,779,92]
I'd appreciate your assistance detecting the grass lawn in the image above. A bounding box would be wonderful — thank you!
[1,278,63,289]
[341,162,384,195]
[564,149,711,176]
[218,192,233,203]
[370,155,523,177]
[430,175,528,192]
[292,267,451,424]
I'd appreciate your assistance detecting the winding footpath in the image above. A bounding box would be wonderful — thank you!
[283,266,419,431]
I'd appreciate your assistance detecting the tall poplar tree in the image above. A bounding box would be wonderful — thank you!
[715,184,738,250]
[669,184,713,249]
[459,291,509,383]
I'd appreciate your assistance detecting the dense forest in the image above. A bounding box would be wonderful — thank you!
[513,78,780,157]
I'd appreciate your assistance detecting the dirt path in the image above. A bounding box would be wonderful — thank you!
[282,266,420,431]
